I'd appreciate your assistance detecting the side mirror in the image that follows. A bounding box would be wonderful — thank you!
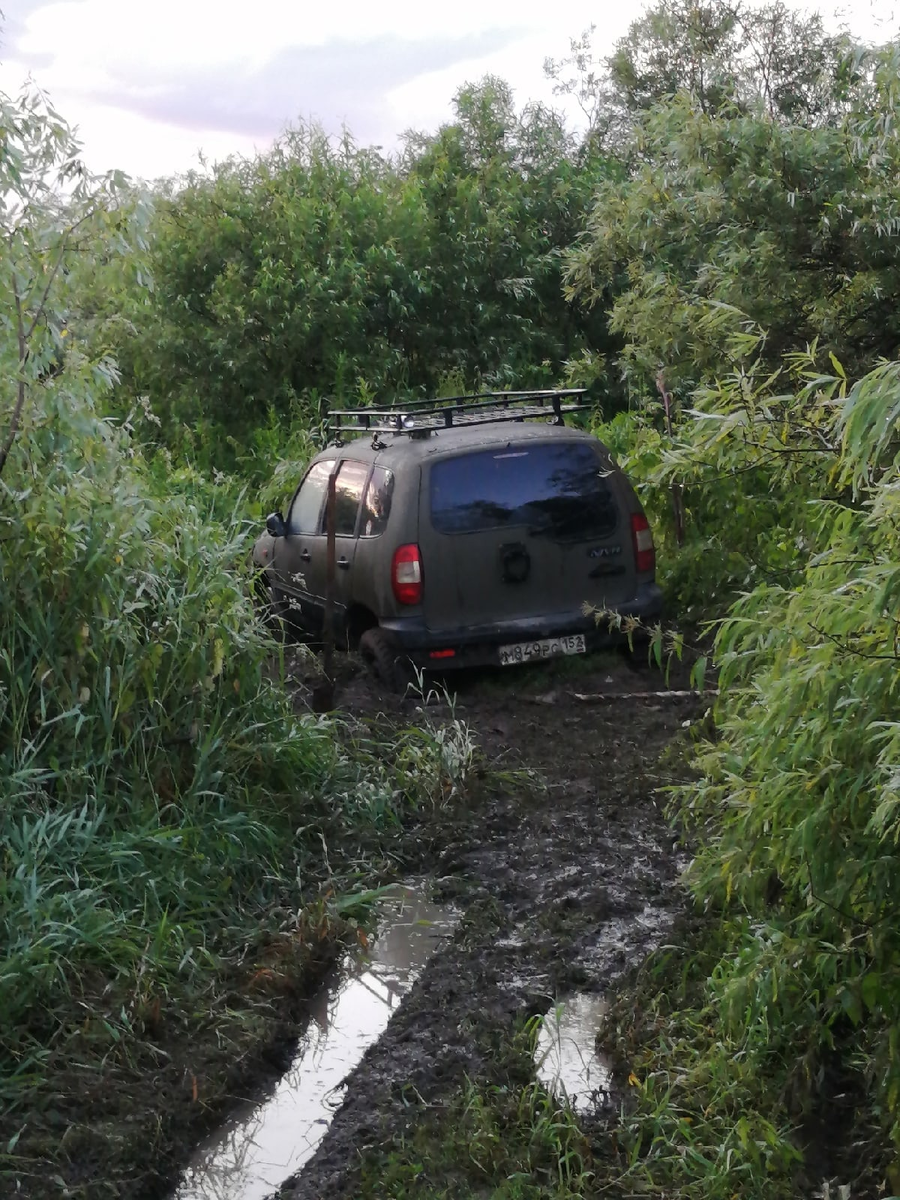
[265,511,286,538]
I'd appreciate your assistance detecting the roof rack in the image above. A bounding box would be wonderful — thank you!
[328,389,588,442]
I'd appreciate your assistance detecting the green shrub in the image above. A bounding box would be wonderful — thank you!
[0,88,477,1126]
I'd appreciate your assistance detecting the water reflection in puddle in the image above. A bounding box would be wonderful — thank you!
[173,885,455,1200]
[535,994,613,1112]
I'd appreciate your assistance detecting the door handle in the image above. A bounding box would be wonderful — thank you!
[336,557,351,570]
[299,550,311,562]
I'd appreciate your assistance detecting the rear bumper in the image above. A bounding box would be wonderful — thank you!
[380,582,663,669]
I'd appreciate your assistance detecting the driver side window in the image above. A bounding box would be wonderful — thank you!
[287,461,333,535]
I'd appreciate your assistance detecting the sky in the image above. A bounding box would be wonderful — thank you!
[1,0,898,182]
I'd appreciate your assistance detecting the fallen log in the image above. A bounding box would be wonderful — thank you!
[568,688,719,704]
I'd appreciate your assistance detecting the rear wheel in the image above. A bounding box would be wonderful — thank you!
[617,626,658,673]
[359,628,415,694]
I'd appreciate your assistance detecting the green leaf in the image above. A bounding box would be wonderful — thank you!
[690,656,707,693]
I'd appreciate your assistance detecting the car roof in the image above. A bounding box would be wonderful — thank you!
[317,422,605,466]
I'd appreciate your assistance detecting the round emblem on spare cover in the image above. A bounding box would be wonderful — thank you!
[499,542,531,584]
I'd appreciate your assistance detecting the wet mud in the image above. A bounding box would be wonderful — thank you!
[173,885,456,1200]
[263,649,700,1200]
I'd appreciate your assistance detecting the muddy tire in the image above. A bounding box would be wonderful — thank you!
[359,628,415,694]
[618,632,665,683]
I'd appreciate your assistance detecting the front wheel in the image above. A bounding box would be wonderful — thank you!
[359,628,415,694]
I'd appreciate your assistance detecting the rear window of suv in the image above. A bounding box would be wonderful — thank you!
[429,442,618,539]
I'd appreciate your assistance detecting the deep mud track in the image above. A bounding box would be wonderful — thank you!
[278,653,701,1200]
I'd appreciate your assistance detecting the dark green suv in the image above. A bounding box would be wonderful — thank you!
[252,392,662,686]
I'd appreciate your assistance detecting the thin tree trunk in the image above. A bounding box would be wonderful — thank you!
[656,371,685,546]
[0,215,92,481]
[0,286,29,481]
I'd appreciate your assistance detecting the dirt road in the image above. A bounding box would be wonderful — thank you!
[276,650,700,1199]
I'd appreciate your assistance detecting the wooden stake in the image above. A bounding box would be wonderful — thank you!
[321,470,337,702]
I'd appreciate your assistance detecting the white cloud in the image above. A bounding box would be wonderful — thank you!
[2,0,899,179]
[16,0,602,62]
[4,0,605,173]
[54,98,262,181]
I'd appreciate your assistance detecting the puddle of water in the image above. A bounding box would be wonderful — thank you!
[172,885,455,1200]
[535,994,613,1113]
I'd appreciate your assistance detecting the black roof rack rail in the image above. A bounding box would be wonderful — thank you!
[328,389,589,442]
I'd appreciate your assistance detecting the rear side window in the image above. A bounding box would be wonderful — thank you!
[288,460,371,536]
[430,442,617,539]
[360,467,394,537]
[333,460,370,536]
[287,461,333,535]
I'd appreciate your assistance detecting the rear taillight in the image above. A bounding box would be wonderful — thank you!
[392,543,423,605]
[631,513,656,574]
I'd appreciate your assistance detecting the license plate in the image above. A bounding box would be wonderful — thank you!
[498,634,586,666]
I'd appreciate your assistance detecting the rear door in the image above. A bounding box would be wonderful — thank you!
[273,458,368,630]
[272,460,334,629]
[421,439,634,632]
[326,459,369,624]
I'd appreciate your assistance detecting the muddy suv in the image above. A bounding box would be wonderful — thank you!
[252,391,662,687]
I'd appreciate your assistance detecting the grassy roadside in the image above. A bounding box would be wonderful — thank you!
[353,1018,599,1200]
[1,698,477,1200]
[0,293,480,1199]
[345,913,886,1200]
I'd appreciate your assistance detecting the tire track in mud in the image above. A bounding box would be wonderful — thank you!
[277,654,701,1200]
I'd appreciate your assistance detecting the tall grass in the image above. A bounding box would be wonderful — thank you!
[0,352,467,1122]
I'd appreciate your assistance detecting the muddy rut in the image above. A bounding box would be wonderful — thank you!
[267,653,700,1200]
